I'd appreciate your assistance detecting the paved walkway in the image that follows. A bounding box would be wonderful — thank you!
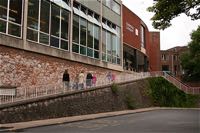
[0,107,199,132]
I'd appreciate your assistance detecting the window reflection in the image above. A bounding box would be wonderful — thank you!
[9,0,22,24]
[80,18,87,46]
[40,0,50,33]
[73,15,79,44]
[87,22,93,48]
[51,4,60,37]
[61,9,69,39]
[0,0,22,37]
[28,0,39,30]
[0,0,8,20]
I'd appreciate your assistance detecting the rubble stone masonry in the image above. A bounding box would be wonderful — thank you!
[0,45,121,90]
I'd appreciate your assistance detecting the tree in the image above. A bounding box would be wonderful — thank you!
[180,26,200,81]
[148,0,200,30]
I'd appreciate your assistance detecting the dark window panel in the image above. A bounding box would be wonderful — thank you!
[0,20,6,33]
[50,36,59,48]
[8,23,21,37]
[51,4,60,37]
[87,22,93,48]
[72,43,79,53]
[0,0,8,20]
[39,33,49,45]
[80,46,86,55]
[72,14,79,43]
[61,40,68,50]
[27,29,38,42]
[80,18,87,46]
[87,48,93,57]
[27,0,39,29]
[94,51,99,59]
[61,9,69,39]
[9,0,22,24]
[40,0,50,33]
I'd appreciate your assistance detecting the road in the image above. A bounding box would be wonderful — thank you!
[11,109,200,133]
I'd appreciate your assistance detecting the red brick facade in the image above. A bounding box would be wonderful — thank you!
[123,6,142,50]
[149,32,161,71]
[122,5,161,72]
[161,46,188,77]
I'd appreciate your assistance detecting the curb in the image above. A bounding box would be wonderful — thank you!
[1,107,199,132]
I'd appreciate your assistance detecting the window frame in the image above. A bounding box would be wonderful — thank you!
[27,0,70,51]
[0,0,23,38]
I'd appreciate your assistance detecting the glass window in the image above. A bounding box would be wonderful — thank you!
[61,9,69,39]
[0,0,23,37]
[40,0,50,33]
[87,22,93,48]
[102,53,106,61]
[8,23,20,37]
[107,54,111,62]
[0,20,6,33]
[102,29,106,53]
[72,43,79,53]
[80,18,87,46]
[94,51,99,59]
[112,56,117,64]
[107,32,111,55]
[112,34,117,56]
[50,36,59,48]
[63,0,69,5]
[141,25,145,48]
[111,1,120,15]
[61,40,68,50]
[9,0,22,24]
[105,0,111,8]
[80,46,86,55]
[27,28,38,42]
[116,37,120,58]
[94,25,99,50]
[0,0,7,20]
[39,33,49,44]
[27,0,39,30]
[87,48,93,57]
[51,4,60,37]
[73,14,79,43]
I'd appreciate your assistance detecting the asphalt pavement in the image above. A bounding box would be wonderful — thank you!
[1,108,199,133]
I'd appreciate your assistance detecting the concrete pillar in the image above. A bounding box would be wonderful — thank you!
[23,0,28,48]
[99,0,103,61]
[120,1,123,67]
[69,0,73,53]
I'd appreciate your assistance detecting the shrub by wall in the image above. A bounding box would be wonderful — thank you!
[148,77,199,107]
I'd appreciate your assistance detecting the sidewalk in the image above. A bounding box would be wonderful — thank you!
[0,107,199,132]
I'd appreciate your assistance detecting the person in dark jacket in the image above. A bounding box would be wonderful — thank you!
[86,72,93,88]
[63,69,70,91]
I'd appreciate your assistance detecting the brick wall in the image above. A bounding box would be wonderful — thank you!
[0,45,121,90]
[149,32,161,71]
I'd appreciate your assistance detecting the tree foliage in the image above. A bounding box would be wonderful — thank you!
[148,0,200,30]
[180,26,200,81]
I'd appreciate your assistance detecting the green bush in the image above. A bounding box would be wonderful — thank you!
[125,94,135,109]
[111,83,119,95]
[148,77,199,107]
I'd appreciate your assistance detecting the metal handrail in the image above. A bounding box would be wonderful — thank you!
[0,71,199,105]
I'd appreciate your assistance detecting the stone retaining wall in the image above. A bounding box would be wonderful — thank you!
[0,79,152,124]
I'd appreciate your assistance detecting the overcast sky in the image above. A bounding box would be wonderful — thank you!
[122,0,200,50]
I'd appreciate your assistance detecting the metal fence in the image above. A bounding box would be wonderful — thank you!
[0,71,199,106]
[162,72,200,94]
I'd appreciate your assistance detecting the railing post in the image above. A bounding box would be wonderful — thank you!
[11,95,14,102]
[36,87,38,97]
[24,87,26,99]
